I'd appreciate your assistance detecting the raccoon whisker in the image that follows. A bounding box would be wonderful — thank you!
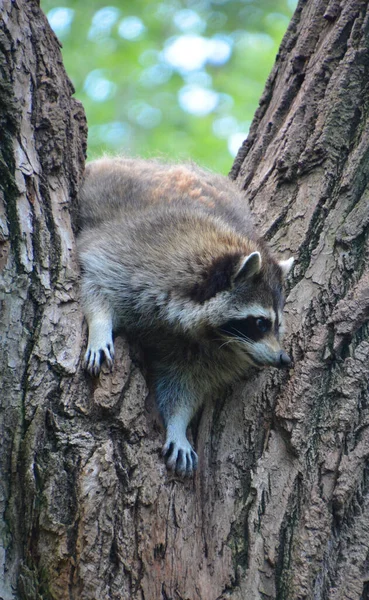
[217,334,256,351]
[212,335,241,350]
[217,339,239,350]
[214,328,256,347]
[229,328,256,346]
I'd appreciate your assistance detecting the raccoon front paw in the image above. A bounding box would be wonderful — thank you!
[83,341,115,376]
[162,439,198,477]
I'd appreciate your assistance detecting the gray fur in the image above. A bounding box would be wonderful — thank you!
[77,157,293,476]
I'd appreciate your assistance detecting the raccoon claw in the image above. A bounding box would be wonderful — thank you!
[83,343,115,376]
[163,440,198,477]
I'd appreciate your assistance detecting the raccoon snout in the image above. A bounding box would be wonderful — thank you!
[278,350,292,368]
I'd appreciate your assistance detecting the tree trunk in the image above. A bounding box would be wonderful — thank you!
[1,0,369,599]
[0,1,87,598]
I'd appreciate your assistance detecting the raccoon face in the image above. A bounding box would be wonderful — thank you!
[219,310,291,368]
[217,253,293,369]
[163,246,293,369]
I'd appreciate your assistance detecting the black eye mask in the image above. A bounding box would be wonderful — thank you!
[220,317,272,342]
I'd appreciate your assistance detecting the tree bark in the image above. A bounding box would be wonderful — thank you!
[1,0,369,599]
[0,1,87,598]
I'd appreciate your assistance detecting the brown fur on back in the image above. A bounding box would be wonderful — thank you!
[78,157,256,239]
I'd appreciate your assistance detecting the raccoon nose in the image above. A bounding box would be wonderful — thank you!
[279,350,291,368]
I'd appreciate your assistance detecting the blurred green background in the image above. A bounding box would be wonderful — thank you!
[42,0,296,173]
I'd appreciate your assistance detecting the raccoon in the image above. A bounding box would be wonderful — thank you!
[77,157,293,476]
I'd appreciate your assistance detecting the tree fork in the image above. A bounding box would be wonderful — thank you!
[1,0,369,599]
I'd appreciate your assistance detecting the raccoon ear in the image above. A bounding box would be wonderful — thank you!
[189,252,262,303]
[279,257,294,278]
[234,251,262,281]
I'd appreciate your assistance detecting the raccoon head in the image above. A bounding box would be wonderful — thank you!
[163,238,293,370]
[216,252,294,369]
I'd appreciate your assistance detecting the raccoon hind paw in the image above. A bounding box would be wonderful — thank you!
[163,439,198,477]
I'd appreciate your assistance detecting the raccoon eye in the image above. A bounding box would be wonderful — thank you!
[255,318,271,333]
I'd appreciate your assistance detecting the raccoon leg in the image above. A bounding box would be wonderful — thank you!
[163,410,199,477]
[83,305,115,376]
[155,374,199,476]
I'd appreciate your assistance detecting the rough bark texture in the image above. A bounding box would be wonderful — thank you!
[0,1,87,598]
[1,0,369,599]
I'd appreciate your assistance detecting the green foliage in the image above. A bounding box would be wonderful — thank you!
[41,0,295,173]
